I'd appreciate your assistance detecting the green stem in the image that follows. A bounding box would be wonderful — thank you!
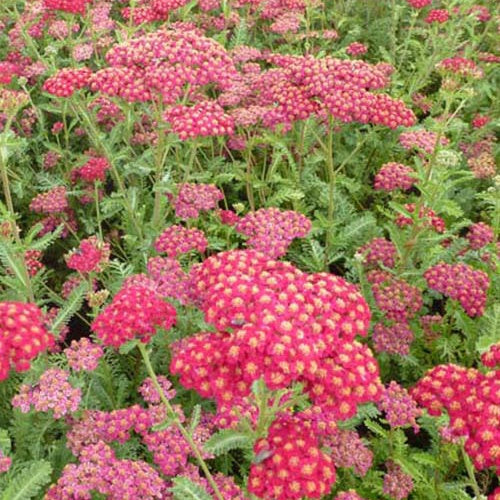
[137,343,224,500]
[94,182,103,240]
[460,443,482,499]
[324,118,335,269]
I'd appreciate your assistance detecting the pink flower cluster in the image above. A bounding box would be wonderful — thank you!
[411,364,500,472]
[436,57,483,78]
[24,249,44,276]
[346,42,368,56]
[372,321,414,356]
[91,281,177,347]
[323,429,373,476]
[12,368,81,419]
[406,0,431,8]
[466,222,494,250]
[235,207,311,258]
[172,250,382,420]
[249,414,336,500]
[399,129,449,155]
[383,461,414,500]
[45,441,167,499]
[395,203,445,233]
[29,186,68,214]
[71,156,110,183]
[0,450,11,474]
[65,236,111,273]
[425,9,449,23]
[335,491,365,500]
[154,225,208,258]
[471,114,491,128]
[481,343,500,368]
[43,0,92,14]
[64,338,103,371]
[367,270,423,321]
[424,262,490,317]
[138,375,176,404]
[374,162,416,191]
[0,302,54,380]
[378,381,422,432]
[357,237,397,269]
[43,67,92,98]
[147,257,191,304]
[170,183,224,219]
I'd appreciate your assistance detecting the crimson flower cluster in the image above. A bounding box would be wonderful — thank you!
[154,225,208,258]
[147,256,191,304]
[43,0,92,14]
[411,364,499,472]
[29,186,68,214]
[424,262,490,317]
[65,236,111,274]
[437,57,483,78]
[71,156,110,183]
[171,250,382,421]
[235,207,311,258]
[374,162,416,191]
[406,0,431,8]
[91,281,177,347]
[170,183,224,219]
[0,302,54,380]
[425,9,449,23]
[43,67,92,98]
[357,237,397,269]
[481,343,500,368]
[249,414,336,500]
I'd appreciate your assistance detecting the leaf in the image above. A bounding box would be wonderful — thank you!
[364,419,387,438]
[50,281,88,336]
[1,460,52,500]
[0,429,10,454]
[170,477,213,500]
[119,339,139,355]
[204,429,253,456]
[476,303,500,354]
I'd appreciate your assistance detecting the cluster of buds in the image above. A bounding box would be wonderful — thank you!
[399,129,449,155]
[29,186,68,214]
[395,203,445,233]
[169,183,224,219]
[436,57,483,79]
[374,162,416,192]
[425,9,450,23]
[346,42,368,56]
[424,262,490,317]
[383,461,414,500]
[356,238,397,269]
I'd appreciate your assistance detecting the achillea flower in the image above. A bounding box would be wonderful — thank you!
[43,0,92,14]
[147,257,190,304]
[235,207,311,258]
[323,430,373,476]
[383,461,414,500]
[367,270,422,321]
[378,381,422,432]
[425,9,449,23]
[91,282,177,347]
[218,209,240,225]
[64,338,103,372]
[471,114,490,129]
[43,151,61,170]
[357,238,397,269]
[395,203,445,233]
[0,450,11,474]
[436,57,483,78]
[43,67,92,97]
[269,12,302,34]
[248,415,336,500]
[335,491,366,500]
[65,236,111,274]
[466,222,494,250]
[170,183,224,219]
[29,186,68,214]
[411,364,500,471]
[139,375,176,404]
[154,225,208,258]
[481,342,500,368]
[72,43,93,62]
[406,0,431,8]
[374,162,416,191]
[0,302,54,380]
[71,156,110,183]
[399,129,449,155]
[12,368,81,419]
[346,42,368,56]
[24,249,44,276]
[372,321,414,356]
[424,262,490,317]
[467,152,496,179]
[420,314,442,342]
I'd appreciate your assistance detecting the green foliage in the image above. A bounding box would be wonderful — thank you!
[0,460,52,500]
[170,477,213,500]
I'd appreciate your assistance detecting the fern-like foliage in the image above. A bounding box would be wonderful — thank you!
[0,460,52,500]
[170,476,213,500]
[204,429,253,457]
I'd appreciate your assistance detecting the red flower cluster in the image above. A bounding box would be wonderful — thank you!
[395,203,445,233]
[367,270,422,321]
[24,249,44,276]
[406,0,431,8]
[170,183,224,219]
[436,57,483,78]
[91,281,177,347]
[163,100,235,139]
[411,364,500,472]
[235,207,311,258]
[374,162,416,191]
[172,250,381,419]
[29,186,68,214]
[481,343,500,368]
[425,9,449,23]
[399,129,449,155]
[154,225,208,258]
[424,262,490,317]
[346,42,368,56]
[357,238,397,269]
[147,257,191,304]
[471,114,491,128]
[248,415,336,500]
[65,236,111,274]
[0,302,54,380]
[71,156,110,183]
[43,0,92,14]
[43,68,92,98]
[466,222,494,250]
